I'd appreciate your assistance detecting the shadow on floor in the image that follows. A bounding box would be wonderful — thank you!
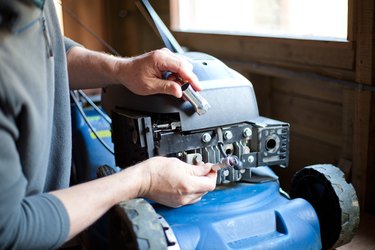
[338,213,375,250]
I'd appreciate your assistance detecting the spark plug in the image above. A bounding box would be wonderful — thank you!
[181,82,211,115]
[168,73,211,115]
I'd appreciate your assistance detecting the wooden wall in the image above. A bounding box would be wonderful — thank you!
[61,0,166,56]
[61,0,110,52]
[61,0,375,213]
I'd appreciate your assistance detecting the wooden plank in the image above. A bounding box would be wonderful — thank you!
[105,0,134,56]
[365,93,375,212]
[226,61,360,96]
[151,0,170,11]
[228,60,356,85]
[367,2,375,212]
[258,60,356,82]
[275,133,341,191]
[289,134,341,168]
[175,32,355,70]
[341,89,355,161]
[270,78,343,104]
[270,91,343,146]
[355,0,374,85]
[247,74,272,116]
[353,0,375,210]
[347,0,355,41]
[105,0,171,56]
[351,90,371,207]
[62,0,109,52]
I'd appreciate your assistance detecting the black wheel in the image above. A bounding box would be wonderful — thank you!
[290,164,359,250]
[109,198,168,250]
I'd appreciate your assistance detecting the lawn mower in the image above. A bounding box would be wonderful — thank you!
[70,1,359,249]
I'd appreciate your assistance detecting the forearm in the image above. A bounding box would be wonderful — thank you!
[67,46,124,90]
[51,166,144,240]
[67,47,201,98]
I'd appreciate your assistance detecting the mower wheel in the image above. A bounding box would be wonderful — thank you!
[290,164,359,250]
[109,198,168,250]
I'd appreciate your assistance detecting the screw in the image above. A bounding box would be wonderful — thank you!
[224,131,233,140]
[202,133,212,143]
[248,155,255,163]
[243,127,252,137]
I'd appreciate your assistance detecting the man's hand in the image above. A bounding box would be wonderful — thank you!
[68,47,200,98]
[114,48,201,98]
[133,156,217,208]
[51,156,216,240]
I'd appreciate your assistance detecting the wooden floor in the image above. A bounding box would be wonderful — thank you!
[337,213,375,250]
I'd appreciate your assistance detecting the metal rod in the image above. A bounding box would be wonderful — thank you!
[181,82,211,115]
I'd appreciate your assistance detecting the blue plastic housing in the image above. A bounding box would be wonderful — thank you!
[71,103,322,250]
[155,183,321,250]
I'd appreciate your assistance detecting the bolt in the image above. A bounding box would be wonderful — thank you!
[118,9,128,18]
[243,127,252,137]
[248,155,255,163]
[223,170,229,176]
[202,133,212,143]
[224,131,233,140]
[193,154,203,164]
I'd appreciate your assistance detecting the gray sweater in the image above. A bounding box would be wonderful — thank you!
[0,1,75,248]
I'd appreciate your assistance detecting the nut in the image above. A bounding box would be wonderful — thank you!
[224,131,233,140]
[243,127,252,137]
[202,133,212,143]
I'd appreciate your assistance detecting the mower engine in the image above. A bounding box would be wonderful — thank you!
[102,52,289,184]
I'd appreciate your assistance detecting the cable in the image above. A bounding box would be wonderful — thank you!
[77,90,111,124]
[58,1,121,57]
[218,142,227,158]
[216,128,227,157]
[70,91,114,155]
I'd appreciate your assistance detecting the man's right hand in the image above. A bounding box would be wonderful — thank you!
[133,156,217,208]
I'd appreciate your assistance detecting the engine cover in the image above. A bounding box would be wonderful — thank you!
[102,52,290,184]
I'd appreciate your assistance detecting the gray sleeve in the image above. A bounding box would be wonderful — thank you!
[64,37,83,54]
[0,107,70,249]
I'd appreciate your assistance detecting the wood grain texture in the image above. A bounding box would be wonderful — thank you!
[61,0,110,52]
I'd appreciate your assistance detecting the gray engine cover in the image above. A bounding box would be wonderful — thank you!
[102,52,259,132]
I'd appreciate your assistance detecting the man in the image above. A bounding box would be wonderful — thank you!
[0,0,217,249]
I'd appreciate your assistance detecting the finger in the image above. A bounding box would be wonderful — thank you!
[158,50,202,92]
[206,170,218,181]
[150,78,182,98]
[190,163,213,176]
[186,175,217,193]
[178,69,201,92]
[186,196,202,205]
[175,66,201,92]
[183,191,208,204]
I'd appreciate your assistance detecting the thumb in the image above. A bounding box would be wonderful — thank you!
[156,79,182,98]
